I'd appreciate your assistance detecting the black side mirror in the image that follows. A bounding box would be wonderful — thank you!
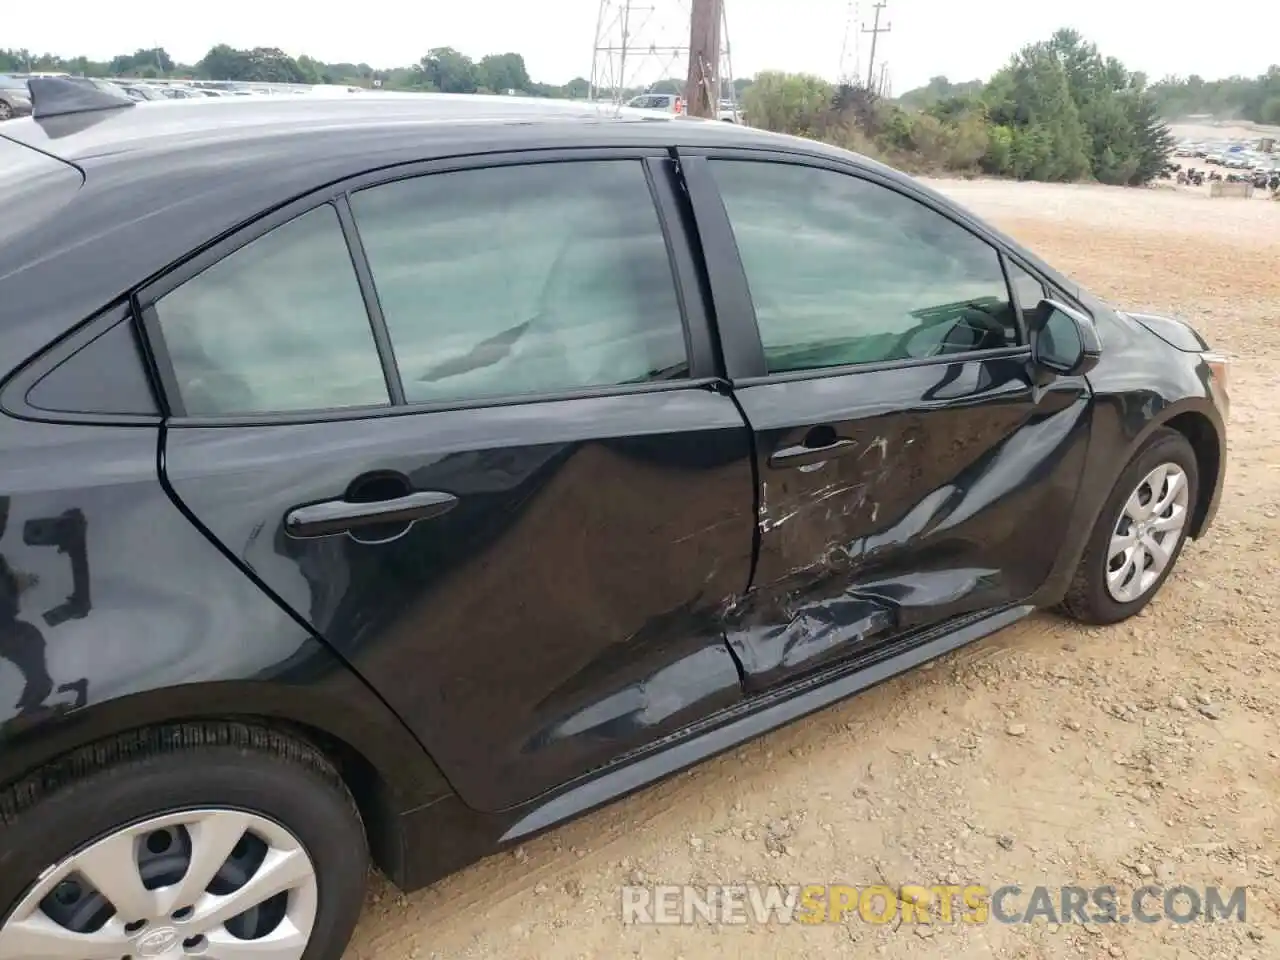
[1029,299,1102,377]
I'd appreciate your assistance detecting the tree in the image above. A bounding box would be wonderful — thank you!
[420,47,478,94]
[109,47,174,77]
[984,46,1092,180]
[477,53,529,93]
[196,45,310,83]
[198,44,250,81]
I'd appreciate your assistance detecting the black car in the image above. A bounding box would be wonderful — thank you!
[0,79,1227,959]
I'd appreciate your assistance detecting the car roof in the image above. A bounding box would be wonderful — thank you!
[3,92,717,161]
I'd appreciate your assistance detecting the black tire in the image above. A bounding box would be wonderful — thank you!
[0,101,13,121]
[0,722,368,960]
[1060,427,1199,625]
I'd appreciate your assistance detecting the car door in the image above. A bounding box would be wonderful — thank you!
[678,151,1094,691]
[149,151,756,812]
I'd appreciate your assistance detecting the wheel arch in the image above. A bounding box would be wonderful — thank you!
[0,680,454,886]
[1120,399,1223,540]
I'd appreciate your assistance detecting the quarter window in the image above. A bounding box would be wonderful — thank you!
[154,204,390,416]
[350,160,689,406]
[710,160,1020,373]
[1006,260,1050,329]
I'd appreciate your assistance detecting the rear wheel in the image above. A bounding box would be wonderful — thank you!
[1060,427,1198,624]
[0,724,368,960]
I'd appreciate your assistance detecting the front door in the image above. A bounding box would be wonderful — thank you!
[150,152,756,811]
[682,153,1092,691]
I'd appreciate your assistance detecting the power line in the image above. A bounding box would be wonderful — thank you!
[861,0,891,91]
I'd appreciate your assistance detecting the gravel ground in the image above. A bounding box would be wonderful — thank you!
[343,179,1280,960]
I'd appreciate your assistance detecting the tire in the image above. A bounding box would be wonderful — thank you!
[0,722,368,960]
[1060,427,1199,625]
[0,101,13,121]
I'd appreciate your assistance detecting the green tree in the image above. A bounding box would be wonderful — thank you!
[477,53,530,93]
[984,46,1092,180]
[198,44,250,81]
[109,47,174,76]
[420,47,478,93]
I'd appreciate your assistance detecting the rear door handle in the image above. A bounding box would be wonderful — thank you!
[769,437,858,470]
[285,490,458,539]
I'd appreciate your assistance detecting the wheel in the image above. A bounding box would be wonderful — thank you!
[0,101,13,121]
[0,723,368,960]
[1060,427,1198,625]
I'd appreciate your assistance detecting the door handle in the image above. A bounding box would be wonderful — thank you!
[769,437,858,470]
[285,490,458,539]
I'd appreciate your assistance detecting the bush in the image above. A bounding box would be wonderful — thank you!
[742,28,1179,187]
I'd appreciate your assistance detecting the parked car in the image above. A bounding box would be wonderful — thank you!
[0,74,31,120]
[0,78,1228,960]
[625,91,684,114]
[717,97,741,123]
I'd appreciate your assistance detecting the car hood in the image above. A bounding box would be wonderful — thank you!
[1121,311,1210,353]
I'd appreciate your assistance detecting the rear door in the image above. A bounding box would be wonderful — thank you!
[679,151,1093,691]
[150,150,756,812]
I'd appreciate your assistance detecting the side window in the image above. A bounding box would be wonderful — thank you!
[350,161,688,405]
[154,204,389,416]
[710,160,1019,374]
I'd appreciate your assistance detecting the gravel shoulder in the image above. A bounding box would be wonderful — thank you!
[345,179,1280,960]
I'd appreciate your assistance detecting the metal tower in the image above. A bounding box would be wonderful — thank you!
[589,0,736,106]
[837,0,862,84]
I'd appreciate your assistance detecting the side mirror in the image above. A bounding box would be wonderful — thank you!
[1029,299,1102,377]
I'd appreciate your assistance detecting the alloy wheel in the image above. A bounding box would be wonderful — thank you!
[1105,462,1190,604]
[0,808,318,959]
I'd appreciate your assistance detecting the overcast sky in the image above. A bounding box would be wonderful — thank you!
[7,0,1273,92]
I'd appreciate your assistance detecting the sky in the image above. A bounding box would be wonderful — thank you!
[7,0,1275,93]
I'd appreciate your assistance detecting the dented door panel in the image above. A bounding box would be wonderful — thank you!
[727,356,1090,690]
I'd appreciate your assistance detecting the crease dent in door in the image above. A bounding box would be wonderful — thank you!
[163,388,758,812]
[728,394,1090,685]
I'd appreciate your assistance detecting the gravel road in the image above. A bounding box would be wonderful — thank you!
[344,178,1280,960]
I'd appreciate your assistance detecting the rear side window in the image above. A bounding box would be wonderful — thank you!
[154,204,390,416]
[349,160,688,406]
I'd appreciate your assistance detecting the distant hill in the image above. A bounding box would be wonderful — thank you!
[896,76,984,110]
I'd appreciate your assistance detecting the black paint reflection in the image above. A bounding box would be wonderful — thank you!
[0,498,90,736]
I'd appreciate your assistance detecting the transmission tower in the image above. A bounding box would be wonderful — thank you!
[837,0,862,84]
[590,0,735,106]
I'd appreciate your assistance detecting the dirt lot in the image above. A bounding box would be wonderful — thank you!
[343,180,1280,960]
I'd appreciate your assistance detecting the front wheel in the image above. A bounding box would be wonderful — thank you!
[0,723,368,960]
[1060,427,1199,625]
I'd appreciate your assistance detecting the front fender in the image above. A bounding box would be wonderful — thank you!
[1030,303,1226,606]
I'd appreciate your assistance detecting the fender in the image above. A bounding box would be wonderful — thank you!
[1032,393,1225,608]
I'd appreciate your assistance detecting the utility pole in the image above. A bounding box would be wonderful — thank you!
[862,0,890,91]
[685,0,722,118]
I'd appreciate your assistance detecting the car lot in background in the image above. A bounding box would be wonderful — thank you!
[0,80,1227,960]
